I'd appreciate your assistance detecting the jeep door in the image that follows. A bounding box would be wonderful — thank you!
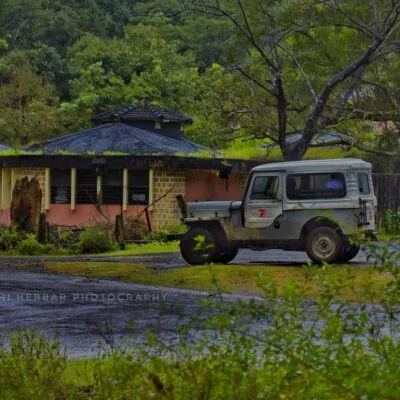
[244,172,283,228]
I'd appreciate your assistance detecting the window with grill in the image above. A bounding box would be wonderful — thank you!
[128,170,149,204]
[76,169,97,204]
[51,169,71,204]
[102,169,123,204]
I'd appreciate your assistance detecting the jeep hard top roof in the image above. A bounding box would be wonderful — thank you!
[252,158,371,173]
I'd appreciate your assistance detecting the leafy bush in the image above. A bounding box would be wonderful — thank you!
[0,226,23,251]
[79,226,115,253]
[0,330,68,399]
[17,234,46,255]
[383,208,400,234]
[145,224,187,242]
[49,227,80,248]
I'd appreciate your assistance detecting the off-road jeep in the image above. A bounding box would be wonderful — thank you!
[177,158,377,265]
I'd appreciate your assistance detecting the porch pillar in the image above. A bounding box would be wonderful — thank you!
[123,168,128,211]
[71,168,77,210]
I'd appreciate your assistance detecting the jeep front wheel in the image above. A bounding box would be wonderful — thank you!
[180,227,218,265]
[219,246,239,264]
[338,242,360,263]
[306,226,342,264]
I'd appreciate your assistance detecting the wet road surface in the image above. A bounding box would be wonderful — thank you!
[0,245,396,357]
[0,245,374,270]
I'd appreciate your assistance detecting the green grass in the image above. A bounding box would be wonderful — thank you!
[376,230,400,242]
[101,241,180,256]
[40,261,390,303]
[0,240,179,258]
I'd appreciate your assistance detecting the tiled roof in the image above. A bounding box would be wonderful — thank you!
[30,123,207,155]
[91,102,192,123]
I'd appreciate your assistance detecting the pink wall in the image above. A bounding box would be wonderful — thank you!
[0,209,10,226]
[47,204,146,228]
[186,170,244,201]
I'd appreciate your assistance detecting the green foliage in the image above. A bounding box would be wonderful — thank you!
[383,209,400,235]
[1,244,400,398]
[0,64,60,147]
[0,225,22,251]
[17,233,46,255]
[145,224,187,242]
[0,330,68,399]
[0,0,398,159]
[79,225,115,253]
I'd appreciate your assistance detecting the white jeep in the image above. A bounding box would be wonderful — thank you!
[177,158,377,265]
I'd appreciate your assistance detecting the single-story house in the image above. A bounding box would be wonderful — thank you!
[0,103,256,230]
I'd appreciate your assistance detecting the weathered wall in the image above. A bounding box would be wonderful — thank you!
[47,204,146,228]
[186,170,249,202]
[151,170,186,229]
[372,173,400,227]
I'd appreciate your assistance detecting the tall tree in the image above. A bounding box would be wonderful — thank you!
[188,0,400,160]
[0,64,59,148]
[61,25,201,130]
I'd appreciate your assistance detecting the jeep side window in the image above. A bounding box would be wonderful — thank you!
[286,173,346,199]
[358,173,370,195]
[250,176,279,200]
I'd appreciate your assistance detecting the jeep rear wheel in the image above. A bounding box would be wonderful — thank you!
[180,227,218,265]
[306,226,342,264]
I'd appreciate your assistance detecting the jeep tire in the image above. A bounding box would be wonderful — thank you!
[218,245,239,264]
[338,241,360,263]
[180,227,218,265]
[306,226,342,264]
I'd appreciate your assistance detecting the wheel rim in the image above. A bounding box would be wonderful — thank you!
[192,236,214,260]
[311,232,336,260]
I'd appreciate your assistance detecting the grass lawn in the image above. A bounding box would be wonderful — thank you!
[41,261,390,303]
[100,241,180,256]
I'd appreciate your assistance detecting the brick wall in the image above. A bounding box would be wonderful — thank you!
[151,170,186,229]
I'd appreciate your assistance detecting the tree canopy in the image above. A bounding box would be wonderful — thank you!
[0,0,400,159]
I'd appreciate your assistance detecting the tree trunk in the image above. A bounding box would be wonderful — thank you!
[10,176,42,234]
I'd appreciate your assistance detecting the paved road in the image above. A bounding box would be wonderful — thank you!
[0,245,396,357]
[0,245,373,270]
[0,267,263,357]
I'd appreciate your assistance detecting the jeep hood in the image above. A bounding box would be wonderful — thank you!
[186,201,242,219]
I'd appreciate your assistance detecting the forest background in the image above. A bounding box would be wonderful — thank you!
[1,0,400,162]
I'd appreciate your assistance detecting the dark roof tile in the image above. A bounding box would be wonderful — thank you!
[30,123,207,155]
[91,102,192,123]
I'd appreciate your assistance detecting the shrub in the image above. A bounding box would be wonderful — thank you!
[145,224,187,242]
[79,226,115,253]
[383,208,400,235]
[17,234,45,255]
[0,330,68,398]
[0,225,23,251]
[49,227,80,248]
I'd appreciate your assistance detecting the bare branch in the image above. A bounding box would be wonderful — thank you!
[278,45,318,104]
[236,67,275,96]
[190,1,279,72]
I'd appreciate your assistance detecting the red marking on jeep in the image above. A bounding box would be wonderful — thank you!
[258,208,267,217]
